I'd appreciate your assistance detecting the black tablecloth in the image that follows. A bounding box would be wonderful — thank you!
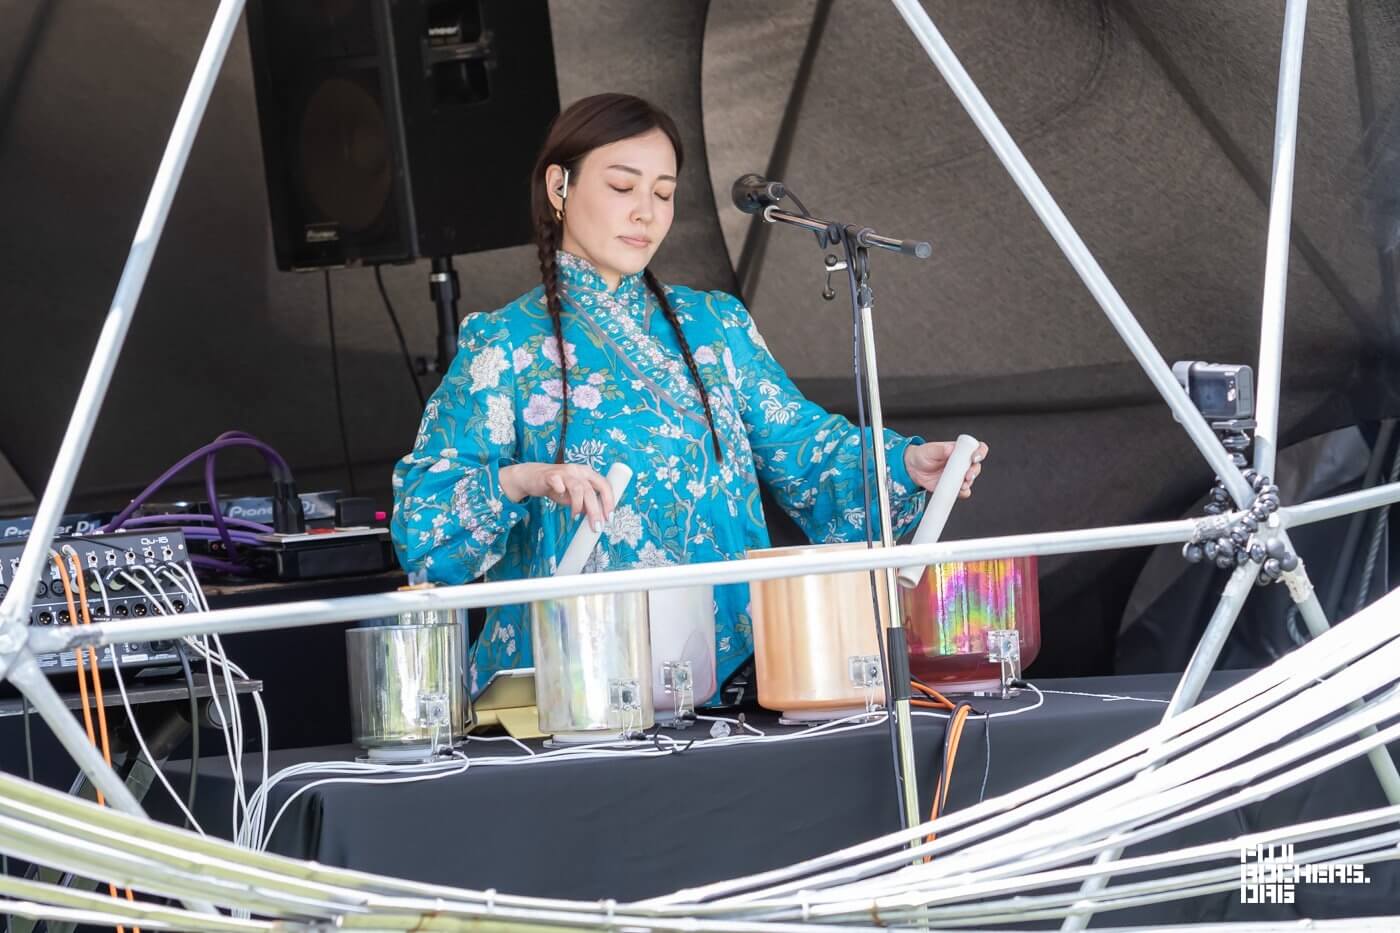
[154,672,1400,926]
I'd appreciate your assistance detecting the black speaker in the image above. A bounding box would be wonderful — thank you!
[246,0,560,270]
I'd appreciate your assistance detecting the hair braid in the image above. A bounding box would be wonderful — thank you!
[645,269,724,461]
[536,220,570,463]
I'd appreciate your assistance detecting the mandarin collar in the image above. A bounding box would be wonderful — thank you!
[557,249,646,304]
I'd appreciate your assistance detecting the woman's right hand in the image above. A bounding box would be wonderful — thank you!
[499,462,616,531]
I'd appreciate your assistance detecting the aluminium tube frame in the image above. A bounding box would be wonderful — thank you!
[0,5,1396,926]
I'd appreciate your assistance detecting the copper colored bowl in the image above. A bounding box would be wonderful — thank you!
[747,543,893,720]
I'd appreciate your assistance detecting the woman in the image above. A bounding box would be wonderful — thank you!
[392,93,987,696]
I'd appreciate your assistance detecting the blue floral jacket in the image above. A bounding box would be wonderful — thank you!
[391,251,926,695]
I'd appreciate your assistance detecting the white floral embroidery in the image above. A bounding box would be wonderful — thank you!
[694,345,717,365]
[723,347,741,390]
[470,345,509,392]
[588,372,606,385]
[486,394,513,445]
[758,379,799,424]
[541,379,563,398]
[603,505,643,547]
[686,480,707,498]
[608,428,627,443]
[541,338,577,368]
[513,346,532,373]
[428,458,453,473]
[573,385,602,410]
[523,394,560,426]
[637,541,673,567]
[566,438,607,470]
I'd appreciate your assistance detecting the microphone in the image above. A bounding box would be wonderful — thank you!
[731,173,786,214]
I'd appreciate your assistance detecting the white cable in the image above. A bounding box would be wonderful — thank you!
[118,568,245,838]
[910,681,1046,720]
[176,563,270,851]
[125,564,266,844]
[242,755,481,849]
[123,564,272,845]
[258,756,471,852]
[696,714,766,737]
[241,709,921,851]
[84,565,206,835]
[121,564,181,616]
[1036,688,1169,705]
[53,551,213,836]
[463,733,537,756]
[165,564,270,850]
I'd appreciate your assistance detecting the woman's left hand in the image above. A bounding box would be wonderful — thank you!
[904,440,989,499]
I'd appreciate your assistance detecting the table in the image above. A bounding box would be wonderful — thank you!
[151,671,1400,926]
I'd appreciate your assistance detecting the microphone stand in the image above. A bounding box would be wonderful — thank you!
[759,204,932,836]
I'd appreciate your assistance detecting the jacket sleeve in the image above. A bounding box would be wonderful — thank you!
[391,311,528,582]
[713,291,927,543]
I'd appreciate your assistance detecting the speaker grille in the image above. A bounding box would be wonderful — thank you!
[298,75,393,236]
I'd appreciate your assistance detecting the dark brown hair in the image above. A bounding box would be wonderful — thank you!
[529,93,723,462]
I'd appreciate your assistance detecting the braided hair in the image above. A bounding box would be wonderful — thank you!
[529,93,723,462]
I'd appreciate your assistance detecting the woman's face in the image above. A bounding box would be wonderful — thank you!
[547,128,677,291]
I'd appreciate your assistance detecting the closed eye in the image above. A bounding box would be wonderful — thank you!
[609,185,633,194]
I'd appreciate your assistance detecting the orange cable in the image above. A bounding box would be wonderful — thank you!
[56,554,138,933]
[923,704,972,855]
[910,680,955,709]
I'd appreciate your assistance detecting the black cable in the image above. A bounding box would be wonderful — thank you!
[937,702,977,817]
[323,269,358,495]
[176,642,199,828]
[843,227,906,827]
[374,265,426,408]
[22,695,33,781]
[936,707,957,817]
[8,697,34,930]
[978,714,992,804]
[785,189,813,217]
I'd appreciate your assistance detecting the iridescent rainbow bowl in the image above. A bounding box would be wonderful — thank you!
[903,556,1041,693]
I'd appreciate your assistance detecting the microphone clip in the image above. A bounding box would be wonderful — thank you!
[821,253,848,301]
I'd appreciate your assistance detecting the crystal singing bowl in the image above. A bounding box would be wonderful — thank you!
[346,612,471,756]
[530,591,654,741]
[647,585,717,716]
[747,543,894,720]
[903,556,1041,693]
